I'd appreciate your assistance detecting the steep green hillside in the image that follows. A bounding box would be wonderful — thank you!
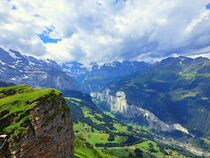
[108,57,210,138]
[65,91,196,158]
[0,85,62,142]
[0,85,74,157]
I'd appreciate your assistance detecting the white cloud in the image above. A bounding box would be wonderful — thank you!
[185,11,210,34]
[0,0,210,64]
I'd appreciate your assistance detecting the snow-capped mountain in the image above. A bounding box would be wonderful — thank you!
[0,47,76,90]
[61,60,150,92]
[61,61,89,82]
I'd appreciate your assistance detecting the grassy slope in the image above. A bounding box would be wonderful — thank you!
[0,85,61,144]
[106,59,210,152]
[66,97,195,158]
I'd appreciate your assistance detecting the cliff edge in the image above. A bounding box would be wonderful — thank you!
[0,85,74,158]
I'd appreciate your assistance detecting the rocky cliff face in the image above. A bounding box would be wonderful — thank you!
[0,47,76,91]
[91,89,128,113]
[0,85,74,158]
[91,89,189,134]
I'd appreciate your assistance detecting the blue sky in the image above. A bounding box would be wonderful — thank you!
[0,0,210,64]
[207,3,210,10]
[38,28,61,44]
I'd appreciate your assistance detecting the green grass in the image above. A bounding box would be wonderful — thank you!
[170,89,198,101]
[102,147,132,158]
[182,91,198,99]
[74,136,116,158]
[197,73,210,78]
[82,107,105,125]
[136,140,161,156]
[0,84,33,98]
[67,96,195,158]
[74,122,110,144]
[113,123,127,133]
[103,140,190,158]
[103,111,115,118]
[180,65,200,80]
[0,85,62,143]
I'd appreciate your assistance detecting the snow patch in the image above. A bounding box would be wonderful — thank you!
[8,51,18,59]
[0,60,6,65]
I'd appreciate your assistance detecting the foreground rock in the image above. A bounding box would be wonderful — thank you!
[0,85,74,158]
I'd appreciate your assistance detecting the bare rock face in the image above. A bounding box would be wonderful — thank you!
[91,89,189,134]
[0,86,74,158]
[91,89,128,113]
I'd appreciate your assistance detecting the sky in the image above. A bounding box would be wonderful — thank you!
[0,0,210,64]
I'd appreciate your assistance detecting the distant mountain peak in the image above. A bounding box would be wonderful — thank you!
[160,55,209,66]
[0,47,76,90]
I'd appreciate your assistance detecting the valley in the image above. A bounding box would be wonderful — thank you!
[0,48,210,157]
[64,91,198,157]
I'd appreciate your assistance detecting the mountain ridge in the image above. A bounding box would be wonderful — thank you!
[92,56,210,139]
[0,47,77,91]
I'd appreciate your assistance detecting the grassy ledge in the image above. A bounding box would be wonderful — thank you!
[0,85,62,144]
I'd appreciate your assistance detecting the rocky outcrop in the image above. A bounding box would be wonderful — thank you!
[91,89,189,134]
[0,85,74,158]
[92,90,127,113]
[91,89,128,113]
